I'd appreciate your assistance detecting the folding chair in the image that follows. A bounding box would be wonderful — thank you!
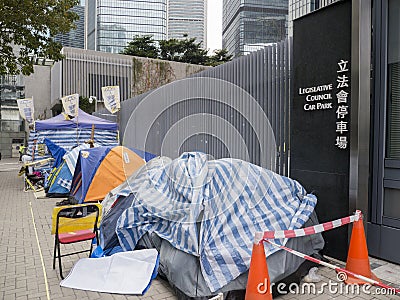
[24,172,44,192]
[20,158,54,192]
[52,203,102,279]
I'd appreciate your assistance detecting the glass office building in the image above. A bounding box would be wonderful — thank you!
[54,4,85,49]
[288,0,338,36]
[167,0,207,47]
[86,0,167,54]
[223,0,288,58]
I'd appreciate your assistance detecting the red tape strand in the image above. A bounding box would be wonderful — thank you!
[263,211,362,240]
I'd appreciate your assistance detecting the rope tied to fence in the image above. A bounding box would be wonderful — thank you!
[262,210,362,240]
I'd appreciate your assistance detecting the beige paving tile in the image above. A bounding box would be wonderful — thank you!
[0,167,177,300]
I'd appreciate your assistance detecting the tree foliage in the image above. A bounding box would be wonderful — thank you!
[120,35,159,59]
[179,36,209,65]
[0,0,79,76]
[159,35,209,65]
[79,96,95,114]
[207,49,234,66]
[158,38,184,62]
[122,34,232,66]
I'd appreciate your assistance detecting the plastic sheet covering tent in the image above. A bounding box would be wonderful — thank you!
[63,144,92,175]
[70,146,145,203]
[101,155,164,217]
[44,138,66,168]
[102,152,320,294]
[99,157,169,254]
[46,161,72,196]
[46,144,91,197]
[130,148,157,163]
[43,139,67,190]
[27,109,118,161]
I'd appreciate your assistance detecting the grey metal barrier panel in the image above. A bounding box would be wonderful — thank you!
[117,38,291,176]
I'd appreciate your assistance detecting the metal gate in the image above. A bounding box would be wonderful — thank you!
[117,38,292,176]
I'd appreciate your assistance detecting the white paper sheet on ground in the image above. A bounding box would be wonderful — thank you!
[60,249,158,294]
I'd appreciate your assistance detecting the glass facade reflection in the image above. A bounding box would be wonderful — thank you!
[288,0,339,36]
[223,0,288,58]
[386,0,400,159]
[86,0,167,53]
[54,5,85,49]
[167,0,206,47]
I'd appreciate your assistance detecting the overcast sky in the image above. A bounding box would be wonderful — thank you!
[206,0,223,53]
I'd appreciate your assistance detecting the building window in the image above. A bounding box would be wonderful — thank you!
[386,0,400,159]
[0,75,25,133]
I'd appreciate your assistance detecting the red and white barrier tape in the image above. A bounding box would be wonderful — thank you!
[263,210,362,240]
[263,239,400,295]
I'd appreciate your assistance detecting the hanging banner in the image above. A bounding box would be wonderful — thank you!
[17,98,35,124]
[61,93,79,117]
[101,86,120,114]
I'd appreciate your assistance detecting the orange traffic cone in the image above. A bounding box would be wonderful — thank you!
[344,211,380,285]
[245,232,273,300]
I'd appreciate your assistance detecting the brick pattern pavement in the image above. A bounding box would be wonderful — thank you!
[0,162,177,300]
[275,259,399,299]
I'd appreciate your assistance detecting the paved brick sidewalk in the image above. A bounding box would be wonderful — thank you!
[275,257,399,299]
[0,159,398,300]
[0,161,177,300]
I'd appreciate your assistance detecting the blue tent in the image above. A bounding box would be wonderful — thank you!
[70,146,145,203]
[28,109,119,161]
[44,138,66,168]
[46,161,73,197]
[71,146,112,203]
[46,144,91,197]
[130,148,157,162]
[43,140,67,191]
[35,109,118,131]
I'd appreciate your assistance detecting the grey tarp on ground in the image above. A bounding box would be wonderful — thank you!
[138,211,324,298]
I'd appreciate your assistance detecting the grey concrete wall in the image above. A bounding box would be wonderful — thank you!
[50,62,61,105]
[51,47,210,106]
[131,56,209,97]
[25,65,52,120]
[0,132,25,159]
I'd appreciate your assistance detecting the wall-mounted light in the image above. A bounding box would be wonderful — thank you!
[88,96,97,112]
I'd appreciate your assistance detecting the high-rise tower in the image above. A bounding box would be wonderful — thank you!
[86,0,167,53]
[223,0,288,57]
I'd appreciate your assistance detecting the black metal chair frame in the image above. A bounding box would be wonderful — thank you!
[52,204,100,279]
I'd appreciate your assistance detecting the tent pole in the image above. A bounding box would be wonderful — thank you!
[90,124,95,148]
[76,107,79,146]
[116,111,120,144]
[32,139,37,161]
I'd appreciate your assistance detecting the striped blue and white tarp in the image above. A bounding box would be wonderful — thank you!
[63,144,91,175]
[115,152,317,292]
[57,177,72,190]
[27,129,118,161]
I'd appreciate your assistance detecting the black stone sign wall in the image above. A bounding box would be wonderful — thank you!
[291,0,352,261]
